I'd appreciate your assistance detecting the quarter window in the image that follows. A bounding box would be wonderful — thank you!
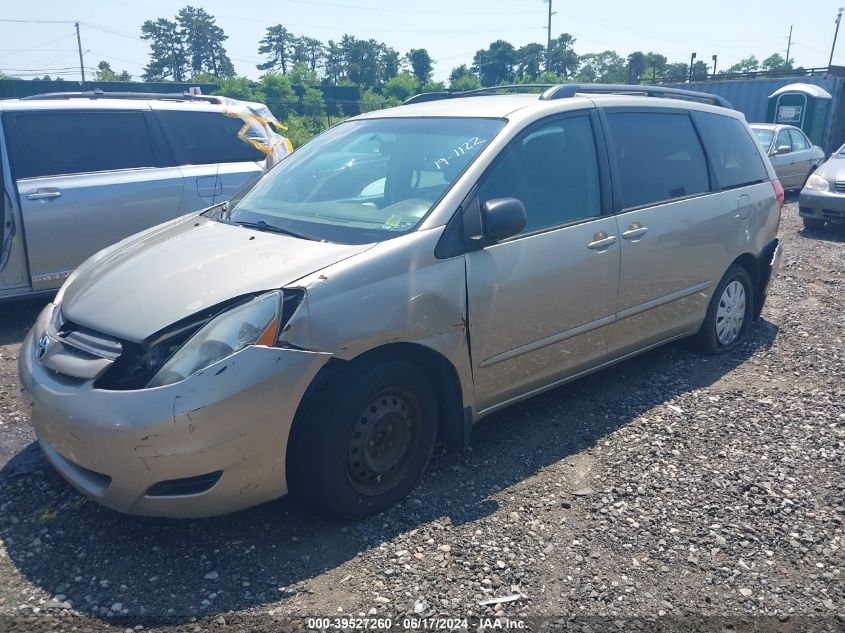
[788,129,809,151]
[10,111,156,179]
[775,129,792,152]
[694,113,770,190]
[605,112,709,209]
[155,111,265,165]
[478,115,601,233]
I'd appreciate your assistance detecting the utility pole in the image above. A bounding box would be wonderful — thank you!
[688,52,697,83]
[712,54,718,78]
[74,21,85,85]
[830,8,844,68]
[545,0,552,73]
[785,25,792,67]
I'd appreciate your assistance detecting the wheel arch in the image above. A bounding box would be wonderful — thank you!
[288,342,469,461]
[731,245,775,322]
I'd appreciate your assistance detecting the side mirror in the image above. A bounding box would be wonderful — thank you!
[480,197,526,244]
[773,145,791,156]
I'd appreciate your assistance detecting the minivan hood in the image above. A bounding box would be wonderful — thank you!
[61,214,372,342]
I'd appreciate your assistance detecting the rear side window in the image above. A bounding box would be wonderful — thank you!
[788,128,809,151]
[155,111,265,165]
[9,111,155,179]
[695,113,770,190]
[605,112,709,209]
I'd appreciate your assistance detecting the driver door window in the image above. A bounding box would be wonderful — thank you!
[477,116,601,233]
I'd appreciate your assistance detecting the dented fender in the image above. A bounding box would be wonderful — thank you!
[281,227,476,411]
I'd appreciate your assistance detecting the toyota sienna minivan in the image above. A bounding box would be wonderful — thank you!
[19,84,784,520]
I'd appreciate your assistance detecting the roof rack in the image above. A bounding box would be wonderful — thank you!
[20,89,221,103]
[404,84,555,105]
[404,82,732,109]
[539,84,732,108]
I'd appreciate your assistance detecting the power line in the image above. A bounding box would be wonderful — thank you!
[0,18,76,24]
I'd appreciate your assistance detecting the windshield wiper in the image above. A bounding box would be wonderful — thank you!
[228,219,316,241]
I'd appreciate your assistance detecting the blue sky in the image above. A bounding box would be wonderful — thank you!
[0,0,840,82]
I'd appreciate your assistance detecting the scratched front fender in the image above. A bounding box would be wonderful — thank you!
[20,305,331,517]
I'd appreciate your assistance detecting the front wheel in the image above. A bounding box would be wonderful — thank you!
[695,265,754,355]
[287,358,438,520]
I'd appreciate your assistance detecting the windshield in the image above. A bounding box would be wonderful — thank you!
[753,128,775,150]
[229,117,505,244]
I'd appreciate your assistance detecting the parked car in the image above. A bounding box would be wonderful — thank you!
[798,142,845,229]
[19,84,784,520]
[750,123,824,191]
[0,91,290,301]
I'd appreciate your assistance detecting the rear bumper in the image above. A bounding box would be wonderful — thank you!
[799,190,845,222]
[19,303,331,518]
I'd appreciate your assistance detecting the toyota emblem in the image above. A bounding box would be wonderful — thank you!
[36,335,50,360]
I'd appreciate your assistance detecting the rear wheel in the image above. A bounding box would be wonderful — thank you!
[802,216,826,230]
[287,358,438,520]
[696,265,754,355]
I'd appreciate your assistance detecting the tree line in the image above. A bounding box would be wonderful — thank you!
[5,5,801,145]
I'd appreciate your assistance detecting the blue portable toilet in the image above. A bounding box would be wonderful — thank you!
[767,83,832,147]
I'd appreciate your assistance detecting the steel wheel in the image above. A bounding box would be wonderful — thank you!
[715,280,746,346]
[345,387,420,496]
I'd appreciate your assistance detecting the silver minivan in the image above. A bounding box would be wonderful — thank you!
[0,92,287,300]
[19,85,784,520]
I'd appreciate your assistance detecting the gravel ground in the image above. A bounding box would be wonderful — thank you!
[0,201,843,632]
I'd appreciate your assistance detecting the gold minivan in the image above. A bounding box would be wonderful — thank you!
[19,85,783,519]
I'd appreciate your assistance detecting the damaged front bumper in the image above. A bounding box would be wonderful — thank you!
[19,304,331,518]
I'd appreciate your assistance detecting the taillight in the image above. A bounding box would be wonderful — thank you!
[772,179,785,208]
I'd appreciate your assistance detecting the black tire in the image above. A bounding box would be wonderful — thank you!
[287,358,438,520]
[695,265,754,355]
[802,216,826,230]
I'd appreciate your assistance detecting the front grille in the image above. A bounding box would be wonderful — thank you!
[145,471,223,497]
[822,209,845,220]
[834,181,845,193]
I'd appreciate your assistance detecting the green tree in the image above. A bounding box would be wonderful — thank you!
[379,46,400,83]
[406,48,433,84]
[575,51,626,83]
[324,39,344,84]
[256,72,297,120]
[213,76,256,100]
[516,43,545,80]
[177,6,234,78]
[359,88,399,112]
[473,40,517,86]
[449,64,480,90]
[643,52,667,83]
[725,55,759,74]
[547,34,578,77]
[762,53,793,71]
[257,25,295,74]
[95,61,118,81]
[663,62,688,82]
[298,36,325,73]
[691,60,710,80]
[420,80,445,92]
[626,51,646,83]
[141,17,187,81]
[383,72,417,102]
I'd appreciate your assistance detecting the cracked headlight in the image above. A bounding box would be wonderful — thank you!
[804,173,830,192]
[148,291,283,388]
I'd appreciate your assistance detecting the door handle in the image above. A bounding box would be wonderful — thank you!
[622,223,648,240]
[587,232,617,250]
[26,189,62,200]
